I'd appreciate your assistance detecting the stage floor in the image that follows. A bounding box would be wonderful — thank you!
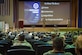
[21,27,79,32]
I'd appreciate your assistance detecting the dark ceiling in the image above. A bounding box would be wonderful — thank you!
[19,0,71,2]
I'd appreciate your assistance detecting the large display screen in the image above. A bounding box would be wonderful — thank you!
[24,2,70,25]
[24,2,41,25]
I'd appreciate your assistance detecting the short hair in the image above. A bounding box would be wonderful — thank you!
[75,35,82,55]
[72,35,77,43]
[80,32,82,35]
[53,37,64,51]
[76,35,82,49]
[18,34,25,41]
[51,33,57,39]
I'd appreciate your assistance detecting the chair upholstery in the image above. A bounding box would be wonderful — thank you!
[0,45,4,54]
[79,49,82,55]
[65,48,76,55]
[9,45,31,49]
[0,41,11,55]
[7,49,35,55]
[36,45,52,55]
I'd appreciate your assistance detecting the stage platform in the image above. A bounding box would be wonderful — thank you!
[18,27,82,32]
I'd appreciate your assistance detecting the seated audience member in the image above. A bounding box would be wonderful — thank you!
[0,32,10,43]
[13,34,33,50]
[75,34,82,55]
[14,30,25,40]
[65,35,77,49]
[72,35,77,46]
[60,36,67,47]
[79,31,82,35]
[43,37,73,55]
[34,35,39,40]
[39,34,45,40]
[25,32,33,40]
[47,33,57,44]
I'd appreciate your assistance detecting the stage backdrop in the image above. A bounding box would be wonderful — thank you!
[23,1,70,26]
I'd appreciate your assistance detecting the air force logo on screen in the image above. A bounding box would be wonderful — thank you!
[33,3,39,9]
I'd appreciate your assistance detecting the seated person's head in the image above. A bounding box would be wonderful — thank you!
[18,34,25,41]
[75,35,82,55]
[72,35,77,44]
[79,32,82,35]
[53,37,64,51]
[51,33,57,39]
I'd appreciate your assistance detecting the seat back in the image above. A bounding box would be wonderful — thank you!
[0,42,11,55]
[36,45,52,55]
[0,45,4,54]
[65,48,76,55]
[79,48,82,55]
[9,45,31,49]
[7,49,35,55]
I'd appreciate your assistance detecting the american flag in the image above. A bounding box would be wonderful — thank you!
[0,0,10,16]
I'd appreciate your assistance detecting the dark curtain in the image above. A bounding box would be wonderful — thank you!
[78,0,82,28]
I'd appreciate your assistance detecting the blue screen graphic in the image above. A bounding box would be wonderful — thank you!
[24,2,41,25]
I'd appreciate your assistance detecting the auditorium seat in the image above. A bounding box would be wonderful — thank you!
[33,41,50,50]
[65,48,76,55]
[0,45,4,54]
[0,41,11,55]
[79,49,82,55]
[34,41,49,45]
[9,45,31,50]
[7,49,35,55]
[65,41,73,45]
[36,45,52,55]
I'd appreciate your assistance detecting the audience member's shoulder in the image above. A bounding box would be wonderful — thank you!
[65,52,73,55]
[77,35,82,40]
[43,51,73,55]
[76,35,82,43]
[0,53,2,55]
[43,50,53,55]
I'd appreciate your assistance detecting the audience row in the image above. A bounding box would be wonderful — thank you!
[0,30,82,55]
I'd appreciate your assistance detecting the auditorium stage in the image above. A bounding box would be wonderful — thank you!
[20,27,81,32]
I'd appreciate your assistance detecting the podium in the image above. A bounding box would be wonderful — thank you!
[18,21,23,28]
